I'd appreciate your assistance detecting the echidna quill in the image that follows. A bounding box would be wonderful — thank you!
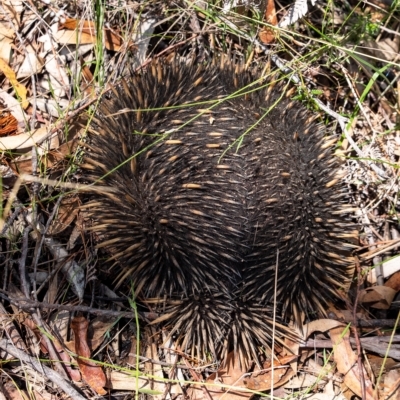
[82,58,356,365]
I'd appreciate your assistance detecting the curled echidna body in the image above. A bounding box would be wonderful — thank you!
[82,58,356,364]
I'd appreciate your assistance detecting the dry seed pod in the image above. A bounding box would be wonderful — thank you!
[82,59,356,364]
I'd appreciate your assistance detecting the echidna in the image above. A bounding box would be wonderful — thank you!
[82,58,356,365]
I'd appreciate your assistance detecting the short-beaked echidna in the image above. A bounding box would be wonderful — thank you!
[82,58,356,365]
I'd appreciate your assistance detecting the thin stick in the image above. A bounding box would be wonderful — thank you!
[0,338,86,400]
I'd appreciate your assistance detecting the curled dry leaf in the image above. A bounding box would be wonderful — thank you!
[259,0,278,44]
[359,286,397,309]
[243,355,296,391]
[57,18,123,51]
[23,317,81,381]
[48,196,80,235]
[0,111,18,136]
[188,352,252,399]
[105,371,163,395]
[71,316,107,395]
[302,318,345,337]
[284,359,332,390]
[0,126,50,151]
[385,270,400,291]
[330,327,374,399]
[54,29,95,46]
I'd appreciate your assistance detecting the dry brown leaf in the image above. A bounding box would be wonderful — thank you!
[65,317,117,354]
[0,58,28,109]
[87,317,118,351]
[60,18,96,34]
[359,286,397,309]
[54,29,95,46]
[385,271,400,291]
[259,0,278,44]
[105,371,161,392]
[46,138,80,167]
[330,327,374,399]
[58,18,123,51]
[11,135,78,175]
[0,111,18,136]
[23,318,49,355]
[81,64,95,88]
[383,369,400,399]
[367,354,398,376]
[23,317,81,382]
[188,352,253,399]
[104,28,123,52]
[71,316,107,395]
[0,126,49,151]
[48,196,80,235]
[284,358,332,390]
[303,318,345,337]
[9,152,34,175]
[243,355,296,391]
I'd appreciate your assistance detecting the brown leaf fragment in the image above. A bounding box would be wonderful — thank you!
[87,317,118,351]
[59,18,96,36]
[105,371,161,392]
[303,318,345,337]
[58,18,123,51]
[104,28,123,52]
[71,316,107,395]
[23,317,81,382]
[48,196,80,235]
[243,356,295,391]
[384,369,400,399]
[259,0,278,44]
[385,271,400,291]
[330,327,374,399]
[359,286,397,309]
[0,111,18,136]
[265,0,278,25]
[258,27,275,45]
[23,317,49,354]
[54,29,95,45]
[188,352,252,399]
[45,138,80,168]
